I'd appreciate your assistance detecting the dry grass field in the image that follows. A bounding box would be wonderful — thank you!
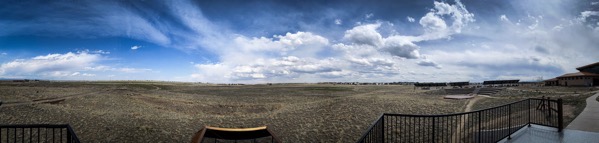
[0,81,467,142]
[1,82,596,142]
[472,86,598,126]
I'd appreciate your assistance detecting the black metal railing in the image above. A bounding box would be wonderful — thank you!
[357,97,562,143]
[0,124,80,143]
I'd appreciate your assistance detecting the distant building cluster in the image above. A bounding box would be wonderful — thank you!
[9,79,42,82]
[317,82,416,85]
[545,62,599,87]
[412,80,527,90]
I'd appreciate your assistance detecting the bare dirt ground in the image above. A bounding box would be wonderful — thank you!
[0,82,467,142]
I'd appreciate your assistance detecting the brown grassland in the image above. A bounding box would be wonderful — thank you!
[0,81,596,142]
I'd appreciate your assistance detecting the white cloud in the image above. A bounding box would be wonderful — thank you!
[93,50,110,54]
[337,23,421,59]
[382,36,420,59]
[552,25,563,31]
[419,13,448,34]
[131,45,141,50]
[70,72,95,77]
[413,1,475,42]
[580,11,599,22]
[191,63,231,82]
[0,52,6,56]
[343,23,384,46]
[84,66,152,73]
[0,52,101,76]
[407,16,415,22]
[0,1,171,46]
[118,68,152,73]
[0,51,154,79]
[592,2,599,5]
[335,19,342,25]
[187,1,479,83]
[578,11,599,28]
[229,31,329,62]
[365,13,374,19]
[500,15,510,22]
[417,60,442,69]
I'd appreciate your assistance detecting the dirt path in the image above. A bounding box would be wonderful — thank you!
[0,91,103,107]
[464,95,483,112]
[451,95,483,142]
[150,84,161,90]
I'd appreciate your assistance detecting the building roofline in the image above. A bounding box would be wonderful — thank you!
[576,62,599,71]
[557,72,599,78]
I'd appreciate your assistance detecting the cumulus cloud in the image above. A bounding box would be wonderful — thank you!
[382,36,420,59]
[500,15,510,22]
[343,23,384,46]
[84,66,152,73]
[420,13,448,34]
[186,1,480,82]
[407,16,415,22]
[0,51,153,79]
[579,11,599,23]
[190,31,335,82]
[581,11,599,18]
[0,51,101,77]
[340,23,421,59]
[335,19,342,25]
[414,1,475,41]
[417,59,442,69]
[404,0,599,81]
[192,57,342,82]
[131,45,141,50]
[365,13,374,19]
[228,31,330,63]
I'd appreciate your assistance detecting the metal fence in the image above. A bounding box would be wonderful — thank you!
[357,97,562,143]
[0,124,80,143]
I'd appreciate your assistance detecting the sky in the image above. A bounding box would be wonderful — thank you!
[0,0,598,83]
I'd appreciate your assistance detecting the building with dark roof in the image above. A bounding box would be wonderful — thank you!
[545,62,599,86]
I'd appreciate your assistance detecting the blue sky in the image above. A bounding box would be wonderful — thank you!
[1,0,598,83]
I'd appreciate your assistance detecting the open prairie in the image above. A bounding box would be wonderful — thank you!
[0,82,595,142]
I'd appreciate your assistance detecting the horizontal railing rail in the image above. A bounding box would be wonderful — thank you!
[357,97,562,143]
[0,124,80,143]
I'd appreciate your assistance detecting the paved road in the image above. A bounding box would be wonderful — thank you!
[566,92,599,132]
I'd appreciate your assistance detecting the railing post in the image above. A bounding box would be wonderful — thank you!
[432,117,435,143]
[548,97,552,122]
[508,103,512,140]
[478,112,481,143]
[67,127,72,143]
[381,116,385,143]
[558,98,563,132]
[528,99,531,127]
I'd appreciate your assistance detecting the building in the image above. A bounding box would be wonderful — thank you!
[545,62,599,86]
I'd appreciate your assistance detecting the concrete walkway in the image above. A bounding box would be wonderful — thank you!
[566,92,599,132]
